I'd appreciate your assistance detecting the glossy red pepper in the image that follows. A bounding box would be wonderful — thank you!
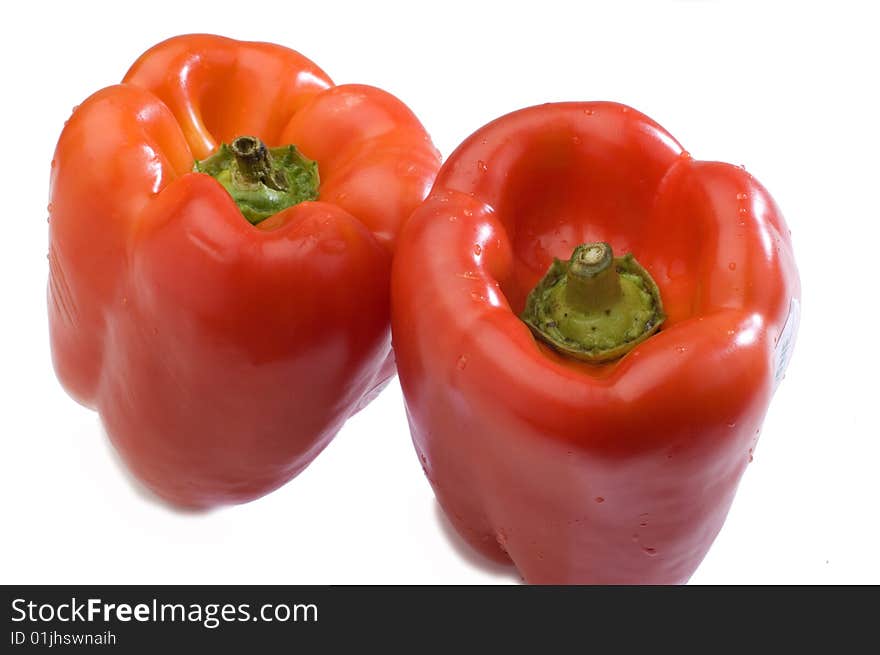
[48,35,439,508]
[391,102,799,583]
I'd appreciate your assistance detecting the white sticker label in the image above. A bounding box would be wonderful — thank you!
[773,297,800,390]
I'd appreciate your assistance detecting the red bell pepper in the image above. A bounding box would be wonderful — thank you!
[48,35,439,508]
[391,102,800,583]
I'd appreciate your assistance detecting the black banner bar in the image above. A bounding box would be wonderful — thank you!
[2,585,876,651]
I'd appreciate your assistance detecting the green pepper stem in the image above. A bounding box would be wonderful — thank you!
[520,241,666,363]
[565,243,622,313]
[193,136,320,225]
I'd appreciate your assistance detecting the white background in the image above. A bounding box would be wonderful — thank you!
[1,0,877,584]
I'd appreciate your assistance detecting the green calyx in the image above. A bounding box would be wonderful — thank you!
[194,136,319,224]
[520,242,665,362]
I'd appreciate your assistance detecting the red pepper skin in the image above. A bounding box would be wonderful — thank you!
[391,102,799,584]
[48,35,439,508]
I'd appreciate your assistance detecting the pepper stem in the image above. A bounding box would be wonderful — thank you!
[520,242,665,362]
[565,243,621,313]
[230,136,288,191]
[194,136,319,224]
